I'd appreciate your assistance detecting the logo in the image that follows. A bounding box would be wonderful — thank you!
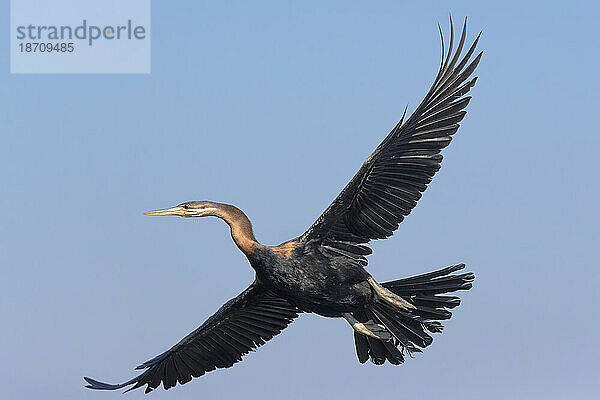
[11,0,151,74]
[16,20,147,46]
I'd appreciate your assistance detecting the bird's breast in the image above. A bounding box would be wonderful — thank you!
[248,248,373,315]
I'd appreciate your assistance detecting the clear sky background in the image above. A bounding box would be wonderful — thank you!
[1,1,599,399]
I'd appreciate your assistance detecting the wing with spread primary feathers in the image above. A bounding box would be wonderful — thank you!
[300,18,482,263]
[84,283,300,394]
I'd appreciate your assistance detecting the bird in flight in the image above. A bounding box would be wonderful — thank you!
[85,17,481,394]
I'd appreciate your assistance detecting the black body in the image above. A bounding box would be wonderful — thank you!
[249,244,373,317]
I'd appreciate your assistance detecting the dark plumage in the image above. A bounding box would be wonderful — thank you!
[85,17,481,394]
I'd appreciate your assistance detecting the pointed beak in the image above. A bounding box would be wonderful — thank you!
[144,206,186,216]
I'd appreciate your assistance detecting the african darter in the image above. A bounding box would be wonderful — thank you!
[85,17,481,394]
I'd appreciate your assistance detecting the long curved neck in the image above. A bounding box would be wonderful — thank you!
[211,203,261,255]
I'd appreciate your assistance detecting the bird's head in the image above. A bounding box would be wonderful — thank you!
[144,201,220,218]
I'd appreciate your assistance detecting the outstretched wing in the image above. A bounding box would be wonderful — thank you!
[300,18,482,259]
[84,282,300,394]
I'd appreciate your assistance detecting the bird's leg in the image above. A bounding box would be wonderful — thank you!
[342,313,392,341]
[367,277,416,310]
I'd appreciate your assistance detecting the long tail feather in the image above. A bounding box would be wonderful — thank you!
[351,263,474,365]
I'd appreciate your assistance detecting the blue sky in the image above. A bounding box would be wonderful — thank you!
[1,1,599,399]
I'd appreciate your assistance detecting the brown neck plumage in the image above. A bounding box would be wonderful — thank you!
[210,203,261,255]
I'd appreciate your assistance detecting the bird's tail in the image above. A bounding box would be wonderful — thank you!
[352,264,474,365]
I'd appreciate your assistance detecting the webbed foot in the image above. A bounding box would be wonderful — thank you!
[367,277,415,310]
[343,313,392,341]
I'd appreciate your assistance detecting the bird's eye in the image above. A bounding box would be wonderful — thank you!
[183,204,190,209]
